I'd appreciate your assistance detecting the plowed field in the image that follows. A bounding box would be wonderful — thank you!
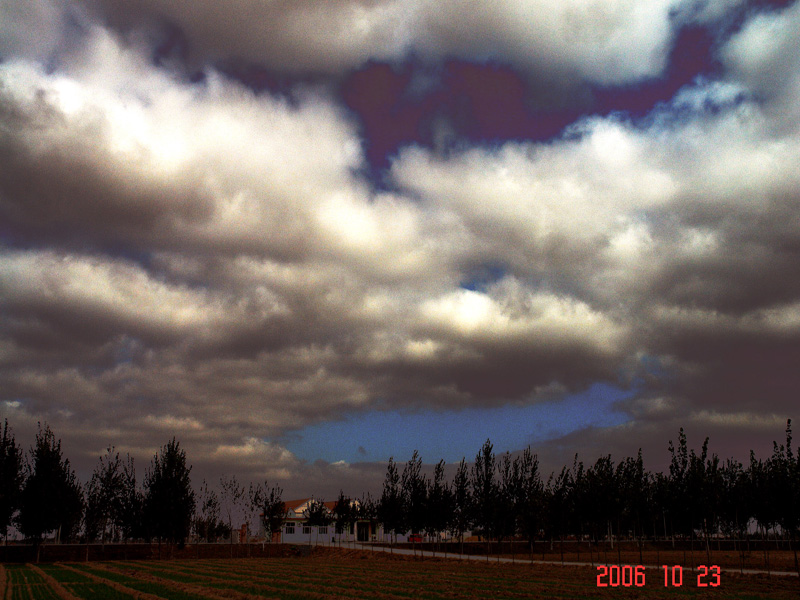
[3,550,798,599]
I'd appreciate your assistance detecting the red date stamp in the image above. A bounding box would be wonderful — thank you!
[596,564,721,588]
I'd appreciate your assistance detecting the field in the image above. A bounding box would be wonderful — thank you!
[2,549,799,600]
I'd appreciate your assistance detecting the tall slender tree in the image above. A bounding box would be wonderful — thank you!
[768,420,800,573]
[18,424,83,545]
[220,475,245,551]
[333,490,353,543]
[402,450,428,553]
[143,438,195,545]
[196,479,225,542]
[515,447,543,559]
[304,499,331,545]
[251,482,285,542]
[425,459,452,552]
[0,420,23,544]
[668,428,690,539]
[357,493,378,543]
[545,465,573,563]
[471,439,497,558]
[84,447,125,543]
[495,452,518,550]
[119,455,144,541]
[378,457,404,547]
[719,457,750,569]
[450,458,471,554]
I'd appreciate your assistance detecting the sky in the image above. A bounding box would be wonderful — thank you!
[1,0,799,500]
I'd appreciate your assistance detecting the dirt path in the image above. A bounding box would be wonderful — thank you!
[352,543,800,577]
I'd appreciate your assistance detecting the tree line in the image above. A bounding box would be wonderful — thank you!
[0,421,283,547]
[373,423,800,568]
[1,417,798,565]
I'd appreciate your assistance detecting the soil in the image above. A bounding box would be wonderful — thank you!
[4,547,800,599]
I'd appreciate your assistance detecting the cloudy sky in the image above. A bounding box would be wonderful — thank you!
[2,0,799,498]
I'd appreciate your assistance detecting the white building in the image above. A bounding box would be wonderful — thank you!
[262,498,441,545]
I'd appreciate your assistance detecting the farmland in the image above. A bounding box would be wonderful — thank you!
[2,550,799,600]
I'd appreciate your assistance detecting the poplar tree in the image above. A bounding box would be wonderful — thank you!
[357,493,378,543]
[0,420,23,544]
[84,447,125,543]
[304,499,331,545]
[471,439,497,557]
[143,438,195,545]
[450,458,472,553]
[515,447,543,558]
[401,450,428,543]
[425,459,452,553]
[496,452,518,548]
[333,489,353,540]
[220,475,245,551]
[18,424,83,545]
[378,457,404,547]
[119,455,144,541]
[251,481,285,542]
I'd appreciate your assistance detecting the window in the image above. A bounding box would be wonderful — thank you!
[319,527,327,534]
[303,526,311,534]
[285,525,295,534]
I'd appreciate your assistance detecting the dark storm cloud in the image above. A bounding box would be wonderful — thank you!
[2,0,800,494]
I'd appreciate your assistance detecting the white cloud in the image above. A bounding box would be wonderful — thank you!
[0,250,246,340]
[86,0,413,73]
[721,1,800,126]
[412,0,684,85]
[80,0,731,88]
[3,0,800,489]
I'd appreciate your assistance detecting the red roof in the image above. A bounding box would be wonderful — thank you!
[282,498,312,511]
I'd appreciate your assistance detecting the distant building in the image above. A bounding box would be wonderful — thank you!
[260,497,459,544]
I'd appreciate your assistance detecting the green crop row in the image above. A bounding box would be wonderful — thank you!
[69,564,212,600]
[5,556,800,600]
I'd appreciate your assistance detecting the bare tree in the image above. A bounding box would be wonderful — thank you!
[450,458,471,555]
[84,447,125,544]
[195,479,225,542]
[304,499,331,546]
[251,482,285,545]
[220,475,245,555]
